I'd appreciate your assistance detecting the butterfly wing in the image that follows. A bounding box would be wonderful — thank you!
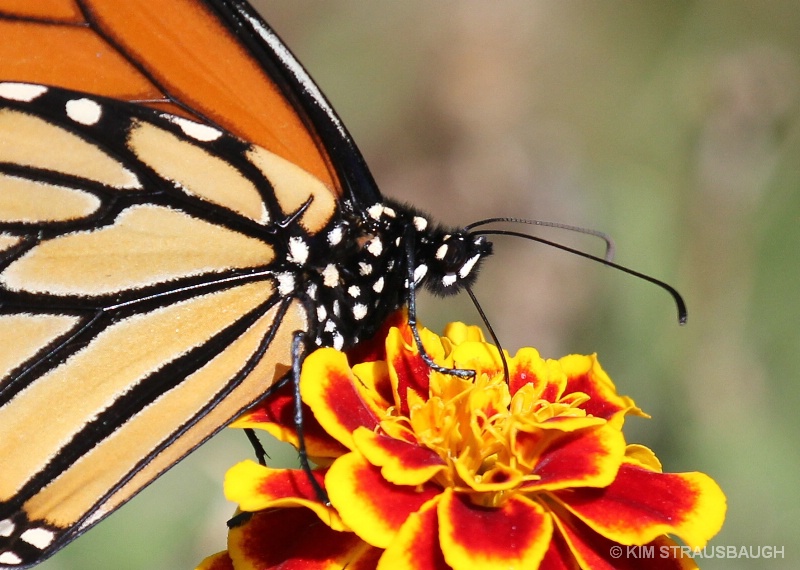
[0,0,382,566]
[0,0,371,196]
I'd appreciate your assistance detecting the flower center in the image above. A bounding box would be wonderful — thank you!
[379,369,592,507]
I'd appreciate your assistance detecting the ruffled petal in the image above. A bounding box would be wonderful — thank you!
[442,321,486,345]
[508,348,567,402]
[354,427,447,485]
[559,354,646,426]
[301,348,382,450]
[228,507,381,570]
[554,462,727,548]
[224,460,345,530]
[386,324,447,414]
[538,528,580,570]
[438,489,552,570]
[518,424,626,491]
[549,507,699,570]
[231,381,345,458]
[326,451,441,548]
[378,496,449,570]
[195,551,234,570]
[624,444,663,472]
[449,341,505,377]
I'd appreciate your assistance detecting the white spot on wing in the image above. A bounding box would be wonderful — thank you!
[0,519,14,537]
[348,285,360,298]
[442,274,457,287]
[276,273,295,296]
[20,528,55,549]
[373,276,384,293]
[324,320,336,333]
[333,300,340,317]
[414,264,428,284]
[353,303,367,320]
[0,551,22,565]
[78,507,108,530]
[333,332,344,350]
[435,244,448,260]
[322,264,339,287]
[307,283,317,299]
[413,216,428,231]
[287,236,309,265]
[0,82,47,101]
[317,305,327,322]
[66,98,102,125]
[164,115,222,142]
[367,204,384,220]
[359,262,372,276]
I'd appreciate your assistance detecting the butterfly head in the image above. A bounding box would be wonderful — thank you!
[417,229,493,297]
[361,199,493,297]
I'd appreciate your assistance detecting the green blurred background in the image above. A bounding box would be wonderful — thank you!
[40,1,798,569]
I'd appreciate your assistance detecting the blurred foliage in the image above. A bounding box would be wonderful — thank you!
[41,2,798,569]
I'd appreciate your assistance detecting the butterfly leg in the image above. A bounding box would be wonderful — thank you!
[403,228,475,379]
[290,331,330,505]
[242,428,269,466]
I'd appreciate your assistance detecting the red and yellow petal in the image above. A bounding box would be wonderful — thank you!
[438,489,552,570]
[195,551,234,570]
[301,348,383,450]
[378,496,448,570]
[554,463,726,548]
[559,354,646,426]
[346,308,408,365]
[386,323,455,412]
[353,427,447,485]
[449,341,505,378]
[351,359,395,411]
[442,321,486,345]
[326,451,441,548]
[549,506,699,570]
[518,424,626,491]
[228,507,381,570]
[538,528,580,570]
[224,460,345,530]
[231,381,346,458]
[624,444,663,472]
[508,348,567,402]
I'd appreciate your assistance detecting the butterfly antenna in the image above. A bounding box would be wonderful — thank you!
[465,284,510,382]
[466,217,615,262]
[471,228,687,325]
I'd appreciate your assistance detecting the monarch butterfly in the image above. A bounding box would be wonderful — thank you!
[0,0,492,567]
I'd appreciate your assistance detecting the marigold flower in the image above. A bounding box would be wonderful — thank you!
[198,313,726,570]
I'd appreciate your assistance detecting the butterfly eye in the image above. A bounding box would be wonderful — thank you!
[435,236,467,269]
